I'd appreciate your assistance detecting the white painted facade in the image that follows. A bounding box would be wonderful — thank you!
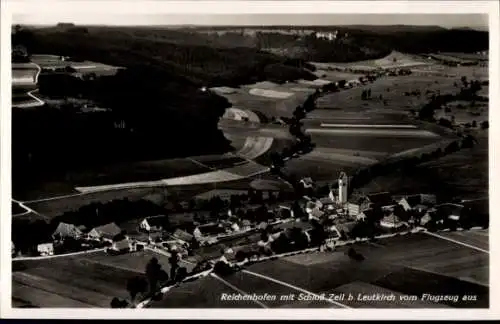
[338,172,348,204]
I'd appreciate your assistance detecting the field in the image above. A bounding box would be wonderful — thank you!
[31,54,122,76]
[313,51,432,72]
[359,133,488,199]
[21,170,288,220]
[315,75,458,113]
[12,64,38,85]
[218,82,316,119]
[150,232,488,308]
[12,249,194,308]
[68,158,213,187]
[281,148,378,182]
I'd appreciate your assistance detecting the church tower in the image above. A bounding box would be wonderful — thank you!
[338,172,348,204]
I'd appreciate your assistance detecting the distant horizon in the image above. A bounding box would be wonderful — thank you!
[13,14,489,31]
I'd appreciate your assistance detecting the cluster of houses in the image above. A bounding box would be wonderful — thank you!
[37,221,139,256]
[32,171,487,258]
[297,173,487,237]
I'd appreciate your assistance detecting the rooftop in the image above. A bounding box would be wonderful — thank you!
[366,192,394,206]
[91,222,122,239]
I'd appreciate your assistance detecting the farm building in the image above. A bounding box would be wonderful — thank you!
[398,194,437,212]
[52,222,83,240]
[436,203,465,221]
[172,229,194,243]
[463,198,489,218]
[110,239,134,253]
[277,204,294,219]
[347,196,371,216]
[366,192,395,209]
[193,222,228,241]
[299,177,315,189]
[308,207,325,221]
[87,222,122,242]
[140,215,169,232]
[335,221,357,238]
[37,243,54,256]
[419,212,433,226]
[380,214,406,229]
[305,200,323,213]
[319,189,337,209]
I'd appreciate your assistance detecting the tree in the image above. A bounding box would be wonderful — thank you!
[110,297,129,308]
[169,252,180,280]
[290,227,309,250]
[174,267,188,282]
[461,76,468,88]
[145,257,162,293]
[126,276,148,303]
[480,121,489,129]
[213,260,234,276]
[338,80,346,88]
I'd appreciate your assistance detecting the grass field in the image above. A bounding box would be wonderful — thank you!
[191,155,248,169]
[311,134,441,155]
[24,188,155,219]
[281,157,363,182]
[220,84,311,119]
[31,55,122,76]
[150,231,488,308]
[359,133,488,199]
[12,252,135,307]
[313,52,432,72]
[12,249,195,308]
[315,75,458,113]
[12,67,37,85]
[69,158,212,187]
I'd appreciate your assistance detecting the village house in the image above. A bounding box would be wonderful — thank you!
[356,208,375,222]
[140,215,169,232]
[110,239,135,253]
[380,213,406,229]
[436,203,465,222]
[87,222,122,242]
[419,210,434,226]
[366,192,395,210]
[193,222,227,241]
[319,189,337,210]
[335,221,357,239]
[347,196,371,217]
[308,207,325,221]
[172,229,194,244]
[277,204,295,219]
[52,222,83,241]
[299,177,315,189]
[398,194,437,212]
[37,242,54,256]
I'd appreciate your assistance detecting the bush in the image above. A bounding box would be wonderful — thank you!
[213,261,234,276]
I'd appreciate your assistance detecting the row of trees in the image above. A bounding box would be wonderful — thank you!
[418,77,484,122]
[112,255,189,308]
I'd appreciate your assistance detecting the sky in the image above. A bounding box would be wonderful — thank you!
[13,14,489,30]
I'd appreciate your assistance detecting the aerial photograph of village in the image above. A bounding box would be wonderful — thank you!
[9,11,489,310]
